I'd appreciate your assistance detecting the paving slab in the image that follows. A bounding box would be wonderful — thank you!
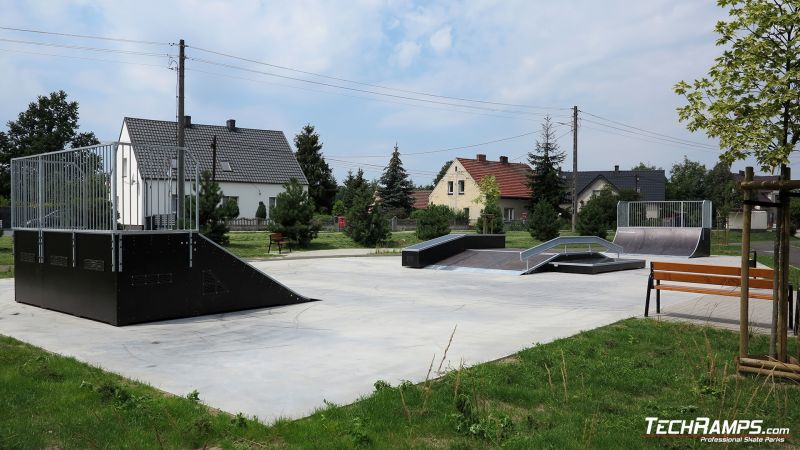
[0,254,751,422]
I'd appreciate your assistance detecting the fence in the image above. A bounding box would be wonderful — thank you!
[225,218,270,231]
[617,200,712,228]
[11,143,200,232]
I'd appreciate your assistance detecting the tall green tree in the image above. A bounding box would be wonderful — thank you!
[527,116,567,213]
[666,156,707,200]
[345,182,391,247]
[674,0,800,170]
[576,186,618,239]
[704,161,741,226]
[340,169,369,212]
[631,162,660,171]
[474,175,504,234]
[0,90,99,197]
[197,171,238,245]
[378,144,414,214]
[269,178,320,247]
[294,124,337,213]
[433,161,452,186]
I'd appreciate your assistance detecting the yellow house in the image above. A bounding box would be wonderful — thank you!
[428,154,532,223]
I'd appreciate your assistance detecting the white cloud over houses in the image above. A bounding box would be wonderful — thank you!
[0,0,760,185]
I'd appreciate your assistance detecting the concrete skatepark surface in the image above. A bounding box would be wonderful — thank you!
[0,254,759,422]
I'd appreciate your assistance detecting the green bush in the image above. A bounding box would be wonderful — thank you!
[415,205,452,240]
[576,196,610,239]
[345,189,391,247]
[332,200,346,217]
[196,171,238,245]
[255,201,267,219]
[528,200,560,241]
[450,207,469,226]
[269,178,321,247]
[475,203,505,234]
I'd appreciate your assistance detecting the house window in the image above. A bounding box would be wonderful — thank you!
[458,180,465,195]
[221,161,233,172]
[122,157,128,177]
[463,207,469,216]
[268,197,277,216]
[447,181,454,195]
[504,208,515,221]
[171,194,177,213]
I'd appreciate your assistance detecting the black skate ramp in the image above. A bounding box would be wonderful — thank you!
[430,249,530,273]
[14,230,315,326]
[613,227,711,258]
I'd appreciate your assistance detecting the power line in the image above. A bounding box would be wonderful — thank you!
[579,109,717,149]
[186,44,567,112]
[0,37,172,57]
[186,56,559,118]
[186,67,566,123]
[0,25,171,46]
[580,123,717,153]
[581,118,718,151]
[348,131,540,158]
[0,46,172,68]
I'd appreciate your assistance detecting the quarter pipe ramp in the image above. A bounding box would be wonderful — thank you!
[613,227,711,258]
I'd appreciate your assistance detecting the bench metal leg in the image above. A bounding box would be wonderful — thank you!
[656,279,661,314]
[645,272,653,317]
[789,284,794,331]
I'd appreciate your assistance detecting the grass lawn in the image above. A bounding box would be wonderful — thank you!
[0,235,13,279]
[1,318,797,449]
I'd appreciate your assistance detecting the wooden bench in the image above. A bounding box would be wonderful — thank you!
[268,232,291,254]
[645,262,793,330]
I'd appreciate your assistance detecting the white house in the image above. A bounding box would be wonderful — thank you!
[117,116,308,226]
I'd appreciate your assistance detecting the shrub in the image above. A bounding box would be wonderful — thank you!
[475,203,505,234]
[255,201,267,219]
[197,171,238,245]
[332,199,346,217]
[415,204,452,240]
[528,200,560,241]
[345,189,391,247]
[577,196,610,239]
[451,207,469,226]
[269,178,321,247]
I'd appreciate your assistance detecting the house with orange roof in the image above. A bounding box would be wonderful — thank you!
[428,153,532,223]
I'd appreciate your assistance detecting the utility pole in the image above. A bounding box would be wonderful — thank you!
[211,135,217,182]
[571,105,578,232]
[176,39,186,227]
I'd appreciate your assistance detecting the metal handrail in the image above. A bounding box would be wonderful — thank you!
[520,236,623,261]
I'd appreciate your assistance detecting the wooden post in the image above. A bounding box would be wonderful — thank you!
[739,167,753,359]
[778,166,790,362]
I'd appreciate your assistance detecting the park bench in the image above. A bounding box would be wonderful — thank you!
[268,232,291,254]
[645,261,795,332]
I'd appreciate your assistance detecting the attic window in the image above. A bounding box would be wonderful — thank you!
[220,161,233,172]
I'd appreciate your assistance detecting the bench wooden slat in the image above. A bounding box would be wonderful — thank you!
[653,271,774,290]
[651,261,773,279]
[655,284,773,300]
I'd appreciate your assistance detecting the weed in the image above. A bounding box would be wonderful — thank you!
[373,379,391,392]
[186,389,200,403]
[232,412,247,428]
[348,416,370,445]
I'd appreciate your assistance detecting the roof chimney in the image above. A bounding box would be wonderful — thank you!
[184,115,191,128]
[226,119,236,131]
[499,155,509,164]
[476,153,486,162]
[614,164,619,172]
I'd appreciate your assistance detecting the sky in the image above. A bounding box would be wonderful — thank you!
[0,0,772,185]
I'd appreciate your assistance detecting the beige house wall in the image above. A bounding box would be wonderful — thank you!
[428,159,483,222]
[498,198,528,221]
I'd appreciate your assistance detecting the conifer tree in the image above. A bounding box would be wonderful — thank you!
[378,144,414,214]
[294,124,337,213]
[527,116,566,213]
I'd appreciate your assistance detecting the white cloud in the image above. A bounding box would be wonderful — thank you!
[429,26,452,54]
[391,40,421,68]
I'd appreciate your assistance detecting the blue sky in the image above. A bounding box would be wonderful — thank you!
[0,0,764,185]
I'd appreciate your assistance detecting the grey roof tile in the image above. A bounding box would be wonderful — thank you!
[562,169,666,201]
[123,117,308,185]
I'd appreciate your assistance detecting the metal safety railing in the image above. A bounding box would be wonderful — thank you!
[11,142,200,232]
[520,236,623,262]
[617,200,712,229]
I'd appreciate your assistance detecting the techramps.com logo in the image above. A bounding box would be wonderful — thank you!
[643,417,791,444]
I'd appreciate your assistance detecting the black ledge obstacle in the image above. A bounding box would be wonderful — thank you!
[402,234,506,268]
[11,143,313,326]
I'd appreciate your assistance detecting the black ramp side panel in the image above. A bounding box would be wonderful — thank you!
[116,233,313,325]
[613,227,710,258]
[15,231,118,324]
